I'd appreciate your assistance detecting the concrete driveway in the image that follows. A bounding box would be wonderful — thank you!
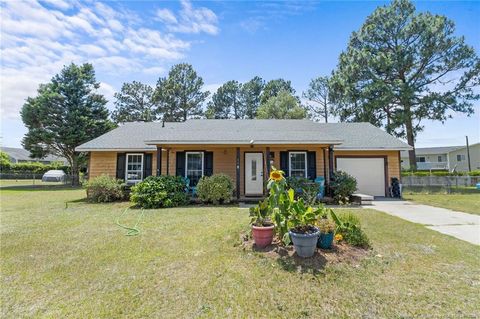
[372,200,480,245]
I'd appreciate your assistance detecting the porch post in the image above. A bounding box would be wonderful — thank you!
[236,147,240,200]
[328,145,334,181]
[156,146,162,176]
[266,147,271,176]
[166,149,170,175]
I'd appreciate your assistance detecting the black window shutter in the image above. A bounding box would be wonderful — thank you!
[116,153,126,180]
[176,152,185,177]
[204,151,213,176]
[280,151,289,177]
[143,153,152,178]
[307,151,316,180]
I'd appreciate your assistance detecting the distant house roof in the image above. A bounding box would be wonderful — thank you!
[76,120,411,151]
[0,147,67,163]
[400,146,464,157]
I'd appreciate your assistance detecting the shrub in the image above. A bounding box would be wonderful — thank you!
[196,174,234,204]
[85,175,126,203]
[130,175,188,208]
[330,211,370,248]
[286,177,319,206]
[468,170,480,176]
[0,151,11,171]
[330,171,357,204]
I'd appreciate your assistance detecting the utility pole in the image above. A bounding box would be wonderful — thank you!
[466,136,471,172]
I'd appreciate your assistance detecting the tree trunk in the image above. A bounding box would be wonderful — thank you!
[324,96,328,123]
[70,156,80,186]
[404,107,416,170]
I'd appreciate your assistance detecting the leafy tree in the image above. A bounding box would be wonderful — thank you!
[256,91,307,119]
[330,0,479,169]
[260,79,296,105]
[154,63,209,121]
[303,76,331,123]
[241,76,264,119]
[111,81,156,123]
[21,63,114,185]
[206,80,244,119]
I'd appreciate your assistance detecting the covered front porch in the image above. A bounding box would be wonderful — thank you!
[153,144,337,199]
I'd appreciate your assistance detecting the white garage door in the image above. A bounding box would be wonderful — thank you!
[336,158,385,196]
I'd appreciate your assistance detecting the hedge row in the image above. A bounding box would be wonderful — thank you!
[0,161,70,174]
[401,170,480,177]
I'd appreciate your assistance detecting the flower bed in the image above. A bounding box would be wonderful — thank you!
[247,166,370,259]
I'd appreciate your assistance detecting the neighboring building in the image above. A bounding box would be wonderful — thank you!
[401,143,480,172]
[0,147,68,165]
[76,120,411,197]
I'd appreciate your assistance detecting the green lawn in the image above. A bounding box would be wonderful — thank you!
[403,187,480,215]
[1,187,479,318]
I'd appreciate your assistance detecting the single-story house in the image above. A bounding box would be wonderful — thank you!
[76,119,411,197]
[0,147,68,165]
[400,143,480,172]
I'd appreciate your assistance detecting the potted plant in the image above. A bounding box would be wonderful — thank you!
[317,217,336,249]
[249,199,274,248]
[288,199,320,258]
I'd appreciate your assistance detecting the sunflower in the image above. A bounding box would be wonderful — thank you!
[335,234,343,241]
[269,169,284,182]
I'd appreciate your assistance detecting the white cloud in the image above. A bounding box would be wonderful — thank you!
[156,8,178,24]
[41,0,72,10]
[156,0,219,35]
[143,66,167,76]
[98,82,117,111]
[0,0,218,120]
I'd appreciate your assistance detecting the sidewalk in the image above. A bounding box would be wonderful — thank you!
[372,200,480,245]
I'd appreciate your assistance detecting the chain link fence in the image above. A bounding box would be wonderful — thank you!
[402,175,480,193]
[0,172,85,188]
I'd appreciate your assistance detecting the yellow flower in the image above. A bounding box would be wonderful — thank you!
[335,234,343,241]
[269,170,284,182]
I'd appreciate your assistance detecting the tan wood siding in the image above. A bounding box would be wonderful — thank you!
[89,151,157,179]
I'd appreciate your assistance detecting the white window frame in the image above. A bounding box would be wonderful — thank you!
[457,154,465,162]
[185,151,204,183]
[125,153,144,184]
[289,151,308,178]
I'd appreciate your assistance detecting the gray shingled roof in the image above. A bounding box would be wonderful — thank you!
[0,147,67,163]
[76,120,411,151]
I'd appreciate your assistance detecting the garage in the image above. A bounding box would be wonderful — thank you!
[336,157,386,196]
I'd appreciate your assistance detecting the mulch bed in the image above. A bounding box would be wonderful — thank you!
[240,234,371,272]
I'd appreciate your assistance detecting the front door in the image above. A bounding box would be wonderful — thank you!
[245,152,264,196]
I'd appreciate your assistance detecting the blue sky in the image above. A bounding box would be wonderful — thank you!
[1,0,479,148]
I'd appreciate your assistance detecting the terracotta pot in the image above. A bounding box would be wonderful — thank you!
[252,225,275,248]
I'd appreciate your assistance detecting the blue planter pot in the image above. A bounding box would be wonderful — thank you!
[289,228,320,258]
[318,232,334,249]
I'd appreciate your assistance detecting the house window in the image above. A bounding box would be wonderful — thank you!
[289,152,307,178]
[416,156,426,163]
[457,154,465,162]
[185,152,204,186]
[438,155,443,162]
[126,153,143,184]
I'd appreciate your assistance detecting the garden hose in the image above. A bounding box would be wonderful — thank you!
[115,207,145,236]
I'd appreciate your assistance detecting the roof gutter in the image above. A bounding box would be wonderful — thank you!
[144,139,344,145]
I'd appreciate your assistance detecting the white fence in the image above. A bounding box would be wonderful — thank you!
[402,175,479,188]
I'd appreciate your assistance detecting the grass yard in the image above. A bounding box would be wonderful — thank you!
[403,187,480,215]
[1,187,480,318]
